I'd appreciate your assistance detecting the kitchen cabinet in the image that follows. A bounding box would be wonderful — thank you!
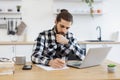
[0,45,13,59]
[14,45,33,62]
[0,41,35,62]
[53,0,103,15]
[0,45,33,62]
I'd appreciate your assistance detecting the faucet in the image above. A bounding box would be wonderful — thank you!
[96,26,101,41]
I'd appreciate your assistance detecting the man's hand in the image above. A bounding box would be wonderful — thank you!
[48,58,65,68]
[56,34,69,44]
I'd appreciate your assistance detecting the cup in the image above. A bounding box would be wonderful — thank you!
[12,56,26,65]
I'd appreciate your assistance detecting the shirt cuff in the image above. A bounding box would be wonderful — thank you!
[64,40,72,48]
[45,59,50,66]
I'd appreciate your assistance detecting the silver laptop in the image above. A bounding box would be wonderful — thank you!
[67,47,112,69]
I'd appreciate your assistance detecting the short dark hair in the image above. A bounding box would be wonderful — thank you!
[56,9,73,23]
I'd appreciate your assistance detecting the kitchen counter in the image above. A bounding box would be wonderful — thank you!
[78,41,120,44]
[0,41,36,45]
[0,41,120,45]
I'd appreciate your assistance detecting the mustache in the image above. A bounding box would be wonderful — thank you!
[57,32,65,35]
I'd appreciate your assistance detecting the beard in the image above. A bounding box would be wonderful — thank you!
[55,26,65,36]
[57,32,65,36]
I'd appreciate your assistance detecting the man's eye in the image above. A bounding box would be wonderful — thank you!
[60,24,70,29]
[61,25,64,28]
[66,27,70,29]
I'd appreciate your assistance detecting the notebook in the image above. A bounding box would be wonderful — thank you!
[67,47,112,69]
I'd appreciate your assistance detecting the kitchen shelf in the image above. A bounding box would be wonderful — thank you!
[54,12,102,15]
[53,0,103,16]
[54,0,103,2]
[0,12,21,14]
[0,0,22,1]
[54,12,102,16]
[0,41,36,45]
[0,0,22,16]
[53,8,103,15]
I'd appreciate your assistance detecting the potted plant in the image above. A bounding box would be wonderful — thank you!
[107,64,116,73]
[82,0,94,17]
[16,5,21,12]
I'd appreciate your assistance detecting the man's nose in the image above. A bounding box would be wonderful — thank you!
[61,28,67,32]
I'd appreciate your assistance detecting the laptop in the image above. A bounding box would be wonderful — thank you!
[67,47,112,69]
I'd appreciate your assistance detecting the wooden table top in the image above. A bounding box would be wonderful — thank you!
[12,60,120,80]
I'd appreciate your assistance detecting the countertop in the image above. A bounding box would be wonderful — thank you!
[78,41,120,44]
[0,41,120,45]
[0,41,36,45]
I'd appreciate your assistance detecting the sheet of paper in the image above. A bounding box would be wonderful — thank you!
[36,64,69,71]
[0,71,13,75]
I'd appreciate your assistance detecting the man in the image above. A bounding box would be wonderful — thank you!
[31,9,85,68]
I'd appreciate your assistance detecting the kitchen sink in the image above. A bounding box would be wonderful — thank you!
[85,40,114,42]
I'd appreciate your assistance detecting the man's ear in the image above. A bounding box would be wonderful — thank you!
[55,20,57,24]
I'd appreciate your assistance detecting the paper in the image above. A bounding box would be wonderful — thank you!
[0,71,13,75]
[36,64,69,71]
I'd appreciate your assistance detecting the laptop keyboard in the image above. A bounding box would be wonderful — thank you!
[67,61,82,66]
[72,63,81,66]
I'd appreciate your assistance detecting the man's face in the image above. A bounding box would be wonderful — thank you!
[56,19,72,35]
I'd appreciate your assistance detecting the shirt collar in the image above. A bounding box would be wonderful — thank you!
[52,25,57,34]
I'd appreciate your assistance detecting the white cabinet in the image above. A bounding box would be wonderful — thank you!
[53,0,103,16]
[15,45,33,62]
[0,45,33,62]
[0,45,13,59]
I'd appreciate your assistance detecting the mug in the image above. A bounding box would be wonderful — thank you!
[12,56,26,65]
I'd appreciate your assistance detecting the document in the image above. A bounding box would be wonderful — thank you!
[36,64,69,71]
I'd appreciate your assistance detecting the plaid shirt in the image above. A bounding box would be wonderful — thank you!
[31,27,85,65]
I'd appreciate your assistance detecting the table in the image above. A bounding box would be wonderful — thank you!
[0,60,120,80]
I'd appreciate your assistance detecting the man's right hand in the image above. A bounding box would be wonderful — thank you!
[48,58,65,68]
[56,34,69,44]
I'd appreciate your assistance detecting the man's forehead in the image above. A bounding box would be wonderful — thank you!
[59,19,72,27]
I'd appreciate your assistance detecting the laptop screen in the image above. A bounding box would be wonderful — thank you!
[67,47,112,68]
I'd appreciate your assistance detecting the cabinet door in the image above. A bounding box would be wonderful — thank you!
[15,45,33,62]
[0,45,13,59]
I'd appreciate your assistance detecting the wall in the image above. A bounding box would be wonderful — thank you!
[22,0,54,41]
[1,0,120,41]
[22,0,120,41]
[21,0,120,63]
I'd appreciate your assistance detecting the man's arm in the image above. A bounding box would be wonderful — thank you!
[67,38,85,60]
[56,33,85,60]
[31,33,50,65]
